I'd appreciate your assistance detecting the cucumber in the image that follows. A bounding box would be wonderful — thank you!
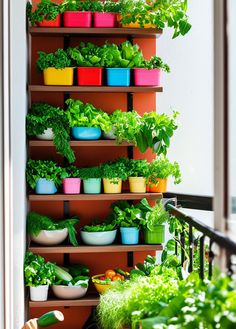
[37,311,64,327]
[115,268,130,277]
[54,265,73,282]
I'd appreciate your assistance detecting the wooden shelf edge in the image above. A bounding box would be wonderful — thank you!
[29,140,133,147]
[29,295,99,308]
[28,244,163,254]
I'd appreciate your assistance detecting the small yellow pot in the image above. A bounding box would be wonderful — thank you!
[43,67,74,86]
[129,177,146,193]
[103,178,122,194]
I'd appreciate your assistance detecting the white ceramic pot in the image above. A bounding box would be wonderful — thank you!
[52,285,88,299]
[30,229,68,246]
[36,128,54,140]
[80,230,117,245]
[30,285,49,301]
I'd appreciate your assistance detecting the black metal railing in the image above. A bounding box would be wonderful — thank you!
[166,203,236,279]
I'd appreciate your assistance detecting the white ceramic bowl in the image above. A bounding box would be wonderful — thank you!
[80,229,117,246]
[52,285,88,299]
[36,128,54,140]
[30,229,68,246]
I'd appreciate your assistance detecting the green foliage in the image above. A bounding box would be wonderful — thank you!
[128,159,149,178]
[112,202,143,228]
[65,98,112,133]
[149,155,182,184]
[24,251,55,287]
[102,158,129,183]
[60,0,92,12]
[55,275,90,288]
[26,103,75,163]
[37,49,72,70]
[79,166,103,180]
[120,0,191,39]
[90,0,122,13]
[140,56,170,72]
[26,159,67,189]
[26,0,61,26]
[130,255,157,277]
[67,42,106,67]
[64,165,80,178]
[82,220,116,232]
[139,199,170,229]
[27,212,79,246]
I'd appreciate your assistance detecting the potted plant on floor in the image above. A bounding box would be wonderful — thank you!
[61,0,92,27]
[92,1,121,28]
[79,166,103,194]
[134,56,170,86]
[63,165,81,194]
[24,252,55,301]
[148,155,181,193]
[66,98,111,140]
[26,159,67,194]
[26,103,75,163]
[80,220,117,245]
[128,159,149,193]
[26,0,62,27]
[112,201,142,244]
[27,212,79,246]
[36,48,73,85]
[102,158,128,194]
[68,43,105,86]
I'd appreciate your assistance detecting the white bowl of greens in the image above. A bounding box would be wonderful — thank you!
[31,229,68,246]
[81,221,117,246]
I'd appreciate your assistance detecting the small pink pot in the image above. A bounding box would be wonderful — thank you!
[133,68,161,86]
[63,11,92,27]
[93,12,117,28]
[63,178,81,194]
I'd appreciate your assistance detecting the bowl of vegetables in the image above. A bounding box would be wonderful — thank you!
[80,221,117,246]
[92,269,128,294]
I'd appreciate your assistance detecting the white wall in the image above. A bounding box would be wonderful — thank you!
[157,0,214,196]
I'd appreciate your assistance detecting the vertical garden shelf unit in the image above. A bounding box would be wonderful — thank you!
[27,26,163,328]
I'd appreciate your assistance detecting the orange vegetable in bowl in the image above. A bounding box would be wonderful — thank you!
[105,269,116,279]
[112,275,122,281]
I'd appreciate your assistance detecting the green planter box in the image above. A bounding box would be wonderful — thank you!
[144,225,165,244]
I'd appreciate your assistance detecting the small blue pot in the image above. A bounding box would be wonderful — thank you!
[120,227,139,245]
[35,178,57,195]
[83,178,102,194]
[106,68,131,86]
[72,127,102,140]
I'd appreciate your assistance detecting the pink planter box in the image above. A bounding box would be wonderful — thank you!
[63,178,81,194]
[93,12,117,28]
[63,11,92,27]
[133,68,161,86]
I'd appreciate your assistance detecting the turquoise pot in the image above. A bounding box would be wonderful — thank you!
[72,127,102,140]
[106,68,131,86]
[120,227,139,245]
[35,178,57,194]
[83,178,102,194]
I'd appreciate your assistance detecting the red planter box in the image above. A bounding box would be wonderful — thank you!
[93,12,117,28]
[77,67,103,86]
[37,14,61,27]
[63,11,92,27]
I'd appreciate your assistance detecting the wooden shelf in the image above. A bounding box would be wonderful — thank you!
[28,85,163,93]
[28,27,162,38]
[29,193,162,201]
[29,140,133,147]
[29,244,163,254]
[29,295,99,308]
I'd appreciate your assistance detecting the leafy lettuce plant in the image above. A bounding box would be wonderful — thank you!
[64,165,80,178]
[26,103,75,163]
[149,155,182,185]
[128,159,149,178]
[82,220,116,232]
[90,0,121,13]
[139,199,170,230]
[26,0,62,26]
[37,49,72,70]
[102,158,129,184]
[67,42,106,67]
[60,0,92,12]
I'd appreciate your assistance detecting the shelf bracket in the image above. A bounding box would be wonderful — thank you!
[64,34,70,49]
[127,251,134,267]
[127,92,133,112]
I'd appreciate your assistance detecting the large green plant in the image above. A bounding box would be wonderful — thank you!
[138,199,170,230]
[26,103,75,163]
[26,159,67,189]
[37,49,72,70]
[149,155,182,184]
[90,0,121,13]
[26,0,62,26]
[65,99,112,133]
[111,200,143,228]
[67,42,106,67]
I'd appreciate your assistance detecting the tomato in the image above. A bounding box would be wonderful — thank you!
[112,275,121,281]
[105,269,116,279]
[99,276,105,280]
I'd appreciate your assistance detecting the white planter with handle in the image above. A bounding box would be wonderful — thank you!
[36,128,54,140]
[30,285,49,301]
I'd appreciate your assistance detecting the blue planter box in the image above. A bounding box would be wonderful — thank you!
[83,178,102,194]
[120,227,139,245]
[106,68,131,86]
[72,127,102,140]
[35,178,57,194]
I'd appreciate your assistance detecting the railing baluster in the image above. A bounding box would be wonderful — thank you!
[189,224,193,272]
[175,229,178,255]
[180,227,185,266]
[208,240,214,279]
[199,235,205,279]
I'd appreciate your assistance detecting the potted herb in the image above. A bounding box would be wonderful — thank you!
[24,252,55,301]
[81,220,117,245]
[27,212,79,246]
[26,103,75,163]
[112,201,142,244]
[148,156,181,193]
[36,48,73,85]
[79,166,103,194]
[61,0,92,27]
[103,41,144,86]
[128,159,149,193]
[63,165,81,194]
[92,1,121,28]
[26,0,62,27]
[66,98,111,140]
[26,159,67,194]
[102,158,128,194]
[67,43,105,86]
[134,56,170,86]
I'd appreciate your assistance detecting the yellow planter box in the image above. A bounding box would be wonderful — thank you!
[43,67,74,86]
[103,178,122,194]
[129,177,146,193]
